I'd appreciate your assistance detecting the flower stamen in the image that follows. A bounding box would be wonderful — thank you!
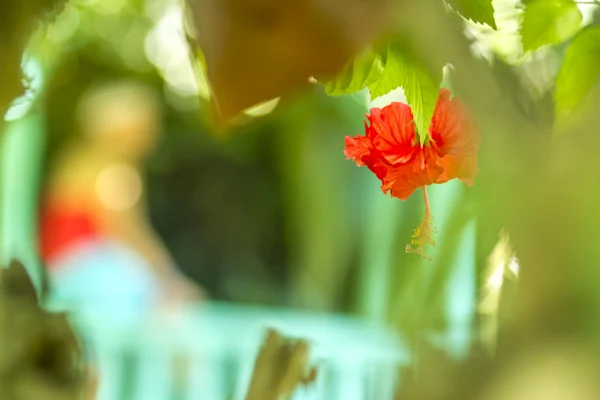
[405,186,437,261]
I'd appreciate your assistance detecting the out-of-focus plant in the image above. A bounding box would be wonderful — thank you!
[0,261,87,400]
[186,0,391,120]
[189,0,600,398]
[244,328,316,400]
[4,0,600,397]
[0,0,66,118]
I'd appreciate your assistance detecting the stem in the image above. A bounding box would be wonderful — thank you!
[406,186,436,261]
[423,186,431,217]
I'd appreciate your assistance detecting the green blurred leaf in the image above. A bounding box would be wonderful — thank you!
[554,26,600,128]
[521,0,582,52]
[318,38,442,144]
[1,0,66,117]
[369,42,442,145]
[445,0,497,29]
[322,47,384,96]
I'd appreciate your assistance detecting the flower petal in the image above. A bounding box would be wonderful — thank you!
[344,135,373,167]
[368,102,417,165]
[437,154,478,185]
[430,89,463,146]
[382,153,441,200]
[344,135,388,180]
[430,88,480,185]
[345,89,480,201]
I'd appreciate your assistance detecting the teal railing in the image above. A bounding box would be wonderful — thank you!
[64,302,408,400]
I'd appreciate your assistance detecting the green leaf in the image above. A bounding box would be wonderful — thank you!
[322,47,384,96]
[445,0,497,29]
[554,26,600,128]
[317,39,443,145]
[369,42,442,145]
[521,0,582,52]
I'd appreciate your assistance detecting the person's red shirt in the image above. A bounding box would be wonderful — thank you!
[39,200,102,265]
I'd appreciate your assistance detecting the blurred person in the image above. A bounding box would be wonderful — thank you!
[38,80,202,320]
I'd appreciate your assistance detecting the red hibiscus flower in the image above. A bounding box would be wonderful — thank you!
[344,89,479,201]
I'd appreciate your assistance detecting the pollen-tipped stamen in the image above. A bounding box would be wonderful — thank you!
[405,186,437,261]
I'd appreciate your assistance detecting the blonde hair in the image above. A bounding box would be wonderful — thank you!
[76,79,161,139]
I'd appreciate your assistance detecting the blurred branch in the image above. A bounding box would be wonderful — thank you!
[244,329,316,400]
[388,0,600,398]
[186,0,392,120]
[0,260,87,400]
